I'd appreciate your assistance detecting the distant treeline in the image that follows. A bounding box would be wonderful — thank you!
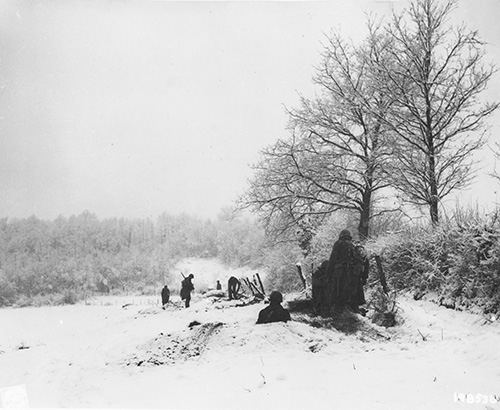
[0,210,264,307]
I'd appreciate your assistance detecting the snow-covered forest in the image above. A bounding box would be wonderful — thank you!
[0,210,265,306]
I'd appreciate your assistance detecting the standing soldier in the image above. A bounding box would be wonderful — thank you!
[216,280,222,291]
[180,274,195,308]
[312,260,329,316]
[349,242,369,314]
[161,284,170,309]
[326,229,356,314]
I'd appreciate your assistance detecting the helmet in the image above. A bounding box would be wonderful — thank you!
[339,229,352,240]
[269,291,283,304]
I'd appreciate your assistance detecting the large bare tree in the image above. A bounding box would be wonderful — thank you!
[372,0,498,224]
[241,134,355,248]
[242,32,396,241]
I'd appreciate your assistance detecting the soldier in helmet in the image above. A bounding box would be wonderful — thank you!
[256,291,291,324]
[180,274,194,308]
[161,284,170,309]
[312,260,329,316]
[349,241,369,314]
[326,229,356,313]
[227,276,241,300]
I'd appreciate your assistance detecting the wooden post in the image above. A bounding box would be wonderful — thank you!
[256,273,265,295]
[245,277,264,298]
[252,275,260,290]
[374,255,389,294]
[244,278,255,296]
[296,263,307,290]
[249,282,264,298]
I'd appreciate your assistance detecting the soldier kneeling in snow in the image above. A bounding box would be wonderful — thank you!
[256,291,291,324]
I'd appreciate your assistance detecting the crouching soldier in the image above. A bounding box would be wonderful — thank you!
[256,291,291,324]
[227,276,241,300]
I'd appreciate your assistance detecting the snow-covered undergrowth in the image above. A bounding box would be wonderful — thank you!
[366,215,500,316]
[1,291,499,409]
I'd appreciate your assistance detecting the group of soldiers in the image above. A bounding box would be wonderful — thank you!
[313,229,369,316]
[159,274,290,324]
[160,274,245,309]
[159,228,368,321]
[160,273,195,308]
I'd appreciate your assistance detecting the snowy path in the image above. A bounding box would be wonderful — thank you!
[0,294,499,409]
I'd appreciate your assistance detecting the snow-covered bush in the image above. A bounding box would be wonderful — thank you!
[366,286,398,327]
[262,243,305,293]
[370,209,500,314]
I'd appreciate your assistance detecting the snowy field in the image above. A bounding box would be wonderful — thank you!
[1,288,499,409]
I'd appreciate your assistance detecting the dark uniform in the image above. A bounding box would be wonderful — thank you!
[180,274,194,308]
[256,291,291,324]
[326,229,356,313]
[352,243,369,309]
[161,285,170,308]
[216,280,222,291]
[227,276,241,300]
[312,260,329,316]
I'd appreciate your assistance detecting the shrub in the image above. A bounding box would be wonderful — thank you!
[59,290,79,305]
[262,243,305,293]
[369,210,500,315]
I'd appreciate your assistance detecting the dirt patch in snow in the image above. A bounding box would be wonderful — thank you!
[124,321,224,367]
[292,311,392,341]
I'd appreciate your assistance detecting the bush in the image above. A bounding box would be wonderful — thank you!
[0,270,17,307]
[368,209,500,315]
[59,290,79,305]
[262,243,305,293]
[366,286,399,327]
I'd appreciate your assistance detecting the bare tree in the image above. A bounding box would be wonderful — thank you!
[372,0,498,224]
[290,32,399,239]
[242,32,397,241]
[240,136,344,249]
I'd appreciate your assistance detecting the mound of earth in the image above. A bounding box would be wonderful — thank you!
[124,321,224,367]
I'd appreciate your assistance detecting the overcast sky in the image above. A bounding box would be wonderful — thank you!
[1,0,499,220]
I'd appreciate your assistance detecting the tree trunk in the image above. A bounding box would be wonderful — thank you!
[428,149,439,225]
[358,203,370,241]
[357,181,373,241]
[423,35,439,226]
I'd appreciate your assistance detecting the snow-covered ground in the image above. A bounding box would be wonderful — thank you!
[1,288,499,409]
